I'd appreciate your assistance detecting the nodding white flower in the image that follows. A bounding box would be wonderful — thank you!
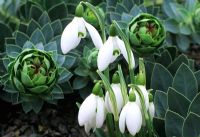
[105,83,124,115]
[134,85,149,110]
[97,36,135,71]
[61,17,103,54]
[119,101,142,136]
[149,102,155,120]
[78,93,106,134]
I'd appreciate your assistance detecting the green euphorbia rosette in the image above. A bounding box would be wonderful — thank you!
[128,13,166,55]
[9,49,57,94]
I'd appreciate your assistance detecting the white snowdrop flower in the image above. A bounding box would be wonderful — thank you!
[78,82,106,134]
[149,102,155,120]
[61,4,103,54]
[134,85,149,110]
[119,92,142,136]
[97,25,135,71]
[105,83,124,115]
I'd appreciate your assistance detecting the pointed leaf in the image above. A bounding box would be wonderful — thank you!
[30,29,46,44]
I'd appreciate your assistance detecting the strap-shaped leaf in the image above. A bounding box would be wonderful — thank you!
[6,44,22,58]
[15,31,29,47]
[182,112,200,137]
[41,23,54,43]
[167,54,188,76]
[58,67,73,84]
[165,110,184,137]
[151,63,173,92]
[167,87,190,117]
[154,90,168,118]
[172,63,198,100]
[30,28,46,45]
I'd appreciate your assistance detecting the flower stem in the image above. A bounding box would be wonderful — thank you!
[115,121,121,137]
[106,114,115,137]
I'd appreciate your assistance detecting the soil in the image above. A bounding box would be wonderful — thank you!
[0,93,90,137]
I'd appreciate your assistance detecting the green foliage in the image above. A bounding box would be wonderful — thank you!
[0,2,78,113]
[145,45,200,137]
[105,0,160,28]
[128,13,165,55]
[163,0,200,51]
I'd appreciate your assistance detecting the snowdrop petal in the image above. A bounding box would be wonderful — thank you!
[84,21,103,49]
[138,85,149,110]
[78,94,97,126]
[97,38,113,71]
[84,122,92,135]
[126,102,142,136]
[105,92,112,113]
[96,97,106,128]
[112,84,124,113]
[149,102,155,119]
[117,37,135,68]
[61,18,81,54]
[119,103,129,133]
[77,17,87,38]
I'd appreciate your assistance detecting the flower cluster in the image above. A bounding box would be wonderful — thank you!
[78,73,155,136]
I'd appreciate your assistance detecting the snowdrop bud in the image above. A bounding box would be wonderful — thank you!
[149,102,155,120]
[112,72,120,84]
[109,24,117,36]
[75,4,84,17]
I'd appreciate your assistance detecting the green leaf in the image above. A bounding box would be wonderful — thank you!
[3,80,18,93]
[29,5,43,21]
[56,54,65,67]
[23,41,34,49]
[154,90,168,118]
[44,41,57,51]
[151,63,173,92]
[32,73,47,86]
[165,110,184,137]
[167,87,190,117]
[30,29,46,45]
[21,71,34,87]
[32,99,44,113]
[22,102,32,113]
[156,50,172,67]
[6,44,22,58]
[13,77,25,93]
[58,67,73,84]
[27,19,41,36]
[73,77,89,90]
[0,23,12,50]
[153,117,166,137]
[62,55,76,69]
[188,93,200,116]
[48,2,67,20]
[59,81,73,94]
[183,112,200,137]
[172,63,198,100]
[145,61,154,89]
[74,67,89,77]
[41,23,54,43]
[164,19,179,33]
[38,12,51,27]
[176,34,190,52]
[195,70,200,91]
[167,54,188,76]
[29,85,49,94]
[15,31,30,47]
[51,85,64,99]
[51,20,62,36]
